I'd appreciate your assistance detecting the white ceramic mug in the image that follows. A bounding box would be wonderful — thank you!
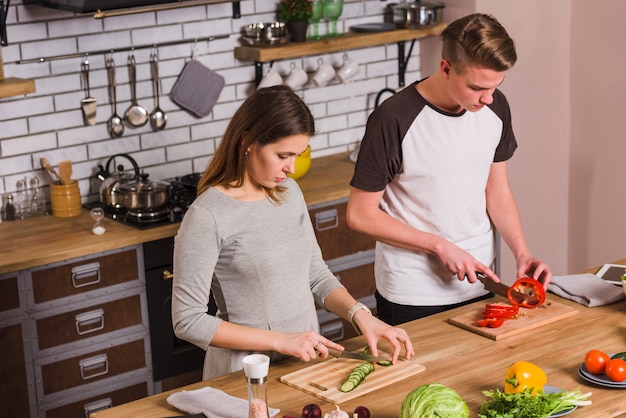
[336,54,360,83]
[312,58,336,87]
[284,62,308,90]
[257,68,283,90]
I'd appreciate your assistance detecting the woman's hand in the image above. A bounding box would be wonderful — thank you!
[352,311,415,364]
[273,330,344,362]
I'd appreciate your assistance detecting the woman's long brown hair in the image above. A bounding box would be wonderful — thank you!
[197,85,315,202]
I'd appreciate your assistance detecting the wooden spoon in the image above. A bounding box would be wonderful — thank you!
[57,160,73,186]
[40,157,60,183]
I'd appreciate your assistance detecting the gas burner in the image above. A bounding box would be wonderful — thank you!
[126,205,172,222]
[84,173,201,230]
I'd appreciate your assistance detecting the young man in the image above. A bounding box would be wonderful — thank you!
[346,14,551,325]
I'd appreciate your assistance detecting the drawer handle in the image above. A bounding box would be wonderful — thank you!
[79,354,109,380]
[314,209,339,232]
[71,262,101,288]
[84,397,112,417]
[320,320,344,342]
[162,269,174,280]
[75,309,105,335]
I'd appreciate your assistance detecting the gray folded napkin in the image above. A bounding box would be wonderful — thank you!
[166,386,280,418]
[548,273,625,307]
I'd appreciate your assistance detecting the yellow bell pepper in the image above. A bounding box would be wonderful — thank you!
[504,361,547,395]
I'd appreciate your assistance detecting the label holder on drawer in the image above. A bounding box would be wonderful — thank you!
[71,262,101,288]
[79,354,109,380]
[75,309,105,335]
[314,208,339,232]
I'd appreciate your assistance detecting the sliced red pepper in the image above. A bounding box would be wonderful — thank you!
[485,303,519,313]
[507,277,546,308]
[476,318,505,328]
[482,309,517,319]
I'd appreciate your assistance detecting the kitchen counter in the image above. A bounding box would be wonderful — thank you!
[0,151,356,275]
[91,259,626,418]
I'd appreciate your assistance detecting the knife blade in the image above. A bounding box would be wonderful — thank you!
[327,347,389,363]
[476,272,546,308]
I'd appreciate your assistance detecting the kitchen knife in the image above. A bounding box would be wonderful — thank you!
[327,347,390,363]
[476,272,546,308]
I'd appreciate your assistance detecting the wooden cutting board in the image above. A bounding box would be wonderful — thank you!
[280,353,425,404]
[448,299,579,340]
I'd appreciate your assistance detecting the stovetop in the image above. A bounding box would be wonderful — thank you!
[85,173,201,230]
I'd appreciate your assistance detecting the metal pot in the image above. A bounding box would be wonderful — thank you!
[95,153,141,209]
[118,174,170,210]
[393,1,445,29]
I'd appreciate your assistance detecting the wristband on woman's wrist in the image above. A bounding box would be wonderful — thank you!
[347,302,372,335]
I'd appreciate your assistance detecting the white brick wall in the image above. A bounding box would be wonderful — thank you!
[0,0,424,202]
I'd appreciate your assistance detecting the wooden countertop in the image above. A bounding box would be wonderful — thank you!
[92,261,626,418]
[0,151,356,275]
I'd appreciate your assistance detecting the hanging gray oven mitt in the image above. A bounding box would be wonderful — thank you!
[170,59,225,118]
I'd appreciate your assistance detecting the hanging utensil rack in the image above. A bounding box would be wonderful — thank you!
[15,34,230,64]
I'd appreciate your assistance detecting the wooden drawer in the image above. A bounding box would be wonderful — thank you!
[309,200,376,261]
[31,248,139,305]
[34,293,143,351]
[39,339,146,395]
[0,321,32,418]
[335,262,376,300]
[0,273,20,314]
[43,381,149,418]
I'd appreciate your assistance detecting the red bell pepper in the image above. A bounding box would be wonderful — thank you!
[476,318,505,328]
[507,277,546,308]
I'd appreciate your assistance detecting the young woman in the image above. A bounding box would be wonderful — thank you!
[172,86,414,380]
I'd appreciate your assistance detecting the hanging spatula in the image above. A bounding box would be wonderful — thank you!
[80,59,97,126]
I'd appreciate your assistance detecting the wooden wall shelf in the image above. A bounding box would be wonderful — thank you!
[234,23,446,87]
[0,77,36,98]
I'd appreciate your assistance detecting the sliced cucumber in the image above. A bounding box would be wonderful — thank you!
[339,362,375,392]
[377,359,392,366]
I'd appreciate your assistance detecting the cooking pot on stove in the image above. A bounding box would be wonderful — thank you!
[118,174,170,210]
[393,1,445,29]
[96,153,141,209]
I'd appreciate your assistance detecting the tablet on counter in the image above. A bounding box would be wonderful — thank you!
[595,263,626,285]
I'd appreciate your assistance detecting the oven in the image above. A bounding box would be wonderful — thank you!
[143,236,217,383]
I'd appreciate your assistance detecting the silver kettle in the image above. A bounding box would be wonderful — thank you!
[95,153,141,209]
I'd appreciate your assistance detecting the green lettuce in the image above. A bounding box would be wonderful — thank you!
[399,382,469,418]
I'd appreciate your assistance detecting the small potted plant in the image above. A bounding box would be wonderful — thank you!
[278,0,313,43]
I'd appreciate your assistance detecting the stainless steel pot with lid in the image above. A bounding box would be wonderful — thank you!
[393,1,445,29]
[118,174,170,210]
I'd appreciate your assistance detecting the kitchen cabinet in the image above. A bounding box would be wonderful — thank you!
[1,245,154,418]
[234,24,446,86]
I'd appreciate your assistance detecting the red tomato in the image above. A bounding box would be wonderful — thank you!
[605,358,626,382]
[584,349,611,374]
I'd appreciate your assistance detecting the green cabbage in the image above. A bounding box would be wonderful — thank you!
[399,382,469,418]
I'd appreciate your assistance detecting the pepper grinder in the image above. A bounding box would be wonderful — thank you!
[242,354,270,418]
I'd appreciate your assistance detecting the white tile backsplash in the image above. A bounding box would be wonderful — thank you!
[1,0,426,200]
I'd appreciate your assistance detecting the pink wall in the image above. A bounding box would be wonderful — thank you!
[422,0,626,278]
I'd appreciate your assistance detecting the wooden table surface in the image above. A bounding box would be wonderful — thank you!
[0,152,356,275]
[92,259,626,418]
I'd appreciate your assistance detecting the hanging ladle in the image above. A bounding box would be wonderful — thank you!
[106,56,124,138]
[149,51,167,131]
[124,52,149,128]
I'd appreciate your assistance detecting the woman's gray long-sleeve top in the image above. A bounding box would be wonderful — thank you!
[172,178,343,379]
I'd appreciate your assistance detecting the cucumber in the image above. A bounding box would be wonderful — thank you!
[363,346,392,366]
[339,362,375,392]
[612,352,626,360]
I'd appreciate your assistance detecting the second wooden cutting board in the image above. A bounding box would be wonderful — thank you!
[280,354,425,404]
[447,298,579,340]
